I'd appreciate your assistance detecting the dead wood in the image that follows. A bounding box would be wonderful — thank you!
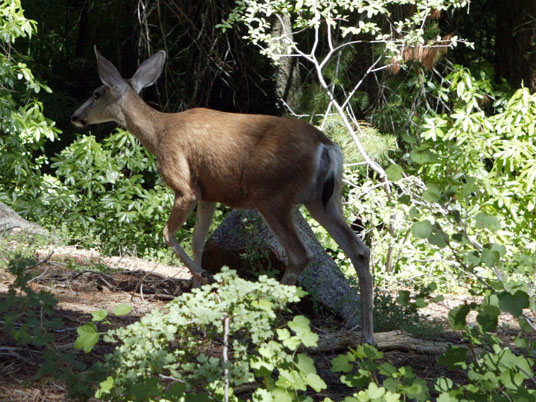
[312,329,459,354]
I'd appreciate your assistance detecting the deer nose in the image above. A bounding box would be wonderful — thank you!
[71,114,87,127]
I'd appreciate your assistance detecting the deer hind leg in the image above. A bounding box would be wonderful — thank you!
[256,203,313,286]
[305,199,375,345]
[192,201,216,266]
[163,195,211,287]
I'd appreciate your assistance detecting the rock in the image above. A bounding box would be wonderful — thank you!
[202,209,362,327]
[0,202,50,238]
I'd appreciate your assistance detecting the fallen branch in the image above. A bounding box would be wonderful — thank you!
[312,329,459,354]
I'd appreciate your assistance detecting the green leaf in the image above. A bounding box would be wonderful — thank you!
[305,373,327,392]
[428,230,447,248]
[475,213,500,231]
[331,353,354,373]
[448,304,471,330]
[355,343,383,360]
[477,305,500,332]
[296,354,316,375]
[288,315,318,347]
[411,220,433,239]
[464,251,481,266]
[95,376,114,399]
[396,290,410,306]
[498,291,530,317]
[92,309,108,322]
[113,303,132,316]
[74,323,99,353]
[129,377,161,402]
[434,377,453,393]
[438,347,468,370]
[385,164,404,181]
[410,149,439,164]
[423,184,441,202]
[405,378,430,401]
[481,248,500,267]
[366,382,385,399]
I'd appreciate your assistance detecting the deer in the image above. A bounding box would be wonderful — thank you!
[71,47,375,345]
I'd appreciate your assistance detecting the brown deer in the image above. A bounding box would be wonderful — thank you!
[71,47,375,344]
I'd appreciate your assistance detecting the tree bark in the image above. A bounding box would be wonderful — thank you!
[312,329,459,354]
[271,13,302,111]
[495,0,536,91]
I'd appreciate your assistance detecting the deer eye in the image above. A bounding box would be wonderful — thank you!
[93,91,101,100]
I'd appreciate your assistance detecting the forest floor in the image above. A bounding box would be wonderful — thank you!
[0,243,532,401]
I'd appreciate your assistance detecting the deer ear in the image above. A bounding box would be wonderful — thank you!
[94,46,127,93]
[130,50,166,93]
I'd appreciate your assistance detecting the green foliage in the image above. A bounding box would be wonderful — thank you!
[74,303,133,353]
[43,129,175,257]
[0,0,59,217]
[373,288,442,336]
[94,268,322,401]
[332,344,430,401]
[0,240,95,399]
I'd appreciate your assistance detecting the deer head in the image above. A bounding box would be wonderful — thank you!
[71,46,166,128]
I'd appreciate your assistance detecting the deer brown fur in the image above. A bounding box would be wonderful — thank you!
[71,48,375,345]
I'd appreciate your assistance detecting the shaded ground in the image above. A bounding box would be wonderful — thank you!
[0,245,532,401]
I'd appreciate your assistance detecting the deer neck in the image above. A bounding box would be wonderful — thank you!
[121,90,162,154]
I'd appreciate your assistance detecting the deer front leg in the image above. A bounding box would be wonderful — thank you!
[163,195,211,287]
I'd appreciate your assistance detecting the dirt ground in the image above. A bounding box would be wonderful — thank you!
[0,245,532,401]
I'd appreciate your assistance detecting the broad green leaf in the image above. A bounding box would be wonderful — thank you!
[428,230,447,248]
[396,290,410,306]
[477,305,500,332]
[113,303,132,316]
[385,164,404,181]
[355,343,383,359]
[129,377,161,401]
[295,354,316,375]
[434,377,453,393]
[423,184,441,202]
[464,251,480,266]
[410,149,439,164]
[437,392,458,402]
[288,315,318,347]
[411,220,433,239]
[366,382,385,399]
[331,353,354,373]
[252,389,273,402]
[74,323,99,353]
[305,373,327,392]
[498,291,530,317]
[448,304,471,330]
[95,376,114,399]
[481,248,500,267]
[92,309,108,322]
[475,212,500,231]
[405,378,430,401]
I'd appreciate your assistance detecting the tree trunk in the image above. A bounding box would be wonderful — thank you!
[271,13,302,111]
[495,0,536,91]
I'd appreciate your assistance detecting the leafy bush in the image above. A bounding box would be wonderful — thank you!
[92,268,325,401]
[42,129,176,257]
[0,0,59,217]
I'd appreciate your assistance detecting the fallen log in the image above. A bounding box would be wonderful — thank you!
[313,329,459,354]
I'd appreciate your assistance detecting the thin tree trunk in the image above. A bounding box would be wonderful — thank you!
[271,13,302,111]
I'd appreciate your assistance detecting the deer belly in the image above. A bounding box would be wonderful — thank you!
[197,179,253,209]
